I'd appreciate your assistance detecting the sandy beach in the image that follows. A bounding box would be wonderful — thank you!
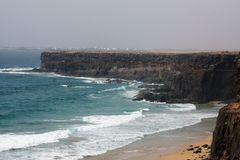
[161,136,212,160]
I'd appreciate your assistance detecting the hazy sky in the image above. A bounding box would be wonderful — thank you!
[0,0,240,50]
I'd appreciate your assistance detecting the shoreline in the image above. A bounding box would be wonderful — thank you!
[83,117,217,160]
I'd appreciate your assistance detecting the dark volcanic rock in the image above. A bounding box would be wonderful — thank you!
[202,144,209,148]
[193,148,202,154]
[134,84,174,102]
[134,90,170,102]
[210,101,240,160]
[40,50,240,103]
[187,147,194,151]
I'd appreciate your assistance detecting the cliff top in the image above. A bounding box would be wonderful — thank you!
[43,49,240,56]
[222,101,240,112]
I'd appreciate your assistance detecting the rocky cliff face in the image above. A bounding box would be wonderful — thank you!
[210,101,240,160]
[40,50,240,103]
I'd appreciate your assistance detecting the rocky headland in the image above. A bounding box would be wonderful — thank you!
[39,49,240,160]
[40,50,240,103]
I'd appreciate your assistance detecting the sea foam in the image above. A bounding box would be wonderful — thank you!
[76,109,146,131]
[0,67,34,74]
[122,90,139,98]
[60,85,92,89]
[169,103,197,111]
[0,130,70,152]
[98,86,126,93]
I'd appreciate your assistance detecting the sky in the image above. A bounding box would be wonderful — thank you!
[0,0,240,50]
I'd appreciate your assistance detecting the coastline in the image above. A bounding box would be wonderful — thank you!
[83,117,216,160]
[1,66,235,160]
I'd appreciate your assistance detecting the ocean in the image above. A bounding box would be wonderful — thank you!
[0,48,218,160]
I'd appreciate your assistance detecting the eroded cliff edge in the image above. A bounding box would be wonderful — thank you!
[40,50,240,103]
[210,100,240,160]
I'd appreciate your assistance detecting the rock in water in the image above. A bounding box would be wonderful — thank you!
[210,101,240,160]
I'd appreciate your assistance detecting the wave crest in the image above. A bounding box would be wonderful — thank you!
[0,130,70,152]
[76,108,148,131]
[0,67,34,74]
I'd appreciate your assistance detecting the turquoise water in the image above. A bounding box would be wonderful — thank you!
[0,49,218,160]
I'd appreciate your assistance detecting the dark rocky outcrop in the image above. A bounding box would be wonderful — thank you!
[40,50,240,103]
[210,100,240,160]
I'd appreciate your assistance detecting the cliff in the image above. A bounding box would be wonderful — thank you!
[210,100,240,160]
[40,50,240,103]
